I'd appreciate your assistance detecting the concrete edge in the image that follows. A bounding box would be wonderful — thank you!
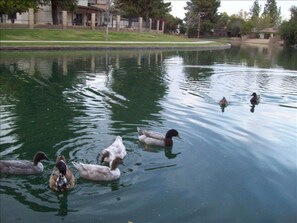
[0,44,231,51]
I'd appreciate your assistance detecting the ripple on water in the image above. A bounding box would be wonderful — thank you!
[179,64,297,107]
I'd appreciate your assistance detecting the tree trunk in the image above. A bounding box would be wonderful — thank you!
[51,0,59,25]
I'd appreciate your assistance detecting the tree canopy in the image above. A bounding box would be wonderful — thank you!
[279,6,297,46]
[0,0,42,22]
[44,0,78,25]
[262,0,281,26]
[184,0,220,37]
[113,0,171,21]
[0,0,77,24]
[250,0,261,21]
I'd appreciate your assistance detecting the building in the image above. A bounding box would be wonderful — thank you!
[0,0,108,26]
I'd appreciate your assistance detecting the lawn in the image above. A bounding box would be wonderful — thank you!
[0,29,229,48]
[0,29,191,42]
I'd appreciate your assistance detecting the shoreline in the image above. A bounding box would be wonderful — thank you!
[0,41,231,51]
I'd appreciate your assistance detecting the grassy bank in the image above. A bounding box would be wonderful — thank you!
[0,29,229,49]
[0,29,192,41]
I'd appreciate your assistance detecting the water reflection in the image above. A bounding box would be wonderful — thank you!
[0,174,76,216]
[140,144,181,159]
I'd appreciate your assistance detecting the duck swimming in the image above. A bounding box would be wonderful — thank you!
[49,156,75,192]
[72,157,123,181]
[219,97,229,112]
[250,92,260,105]
[100,136,126,164]
[219,97,229,107]
[137,127,180,147]
[0,151,49,175]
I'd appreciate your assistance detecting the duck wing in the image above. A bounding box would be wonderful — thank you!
[73,162,114,180]
[110,136,126,158]
[142,130,165,140]
[0,160,36,174]
[72,162,109,174]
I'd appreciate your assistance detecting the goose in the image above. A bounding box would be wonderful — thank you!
[137,127,180,147]
[72,157,123,181]
[100,136,126,164]
[49,156,75,192]
[250,92,260,105]
[0,152,49,175]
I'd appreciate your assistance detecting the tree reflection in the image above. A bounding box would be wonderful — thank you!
[0,57,83,159]
[107,51,169,134]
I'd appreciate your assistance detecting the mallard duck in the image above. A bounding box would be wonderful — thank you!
[72,157,123,181]
[219,97,229,107]
[0,152,49,175]
[49,156,75,192]
[100,136,127,164]
[137,127,180,147]
[250,92,260,105]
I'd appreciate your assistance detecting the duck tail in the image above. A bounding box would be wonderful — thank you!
[72,161,80,170]
[137,127,144,136]
[115,136,122,141]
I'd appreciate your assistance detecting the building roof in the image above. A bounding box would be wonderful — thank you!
[259,27,278,33]
[76,5,105,13]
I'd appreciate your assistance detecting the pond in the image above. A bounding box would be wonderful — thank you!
[0,44,296,223]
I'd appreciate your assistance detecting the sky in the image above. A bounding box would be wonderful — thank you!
[166,0,296,20]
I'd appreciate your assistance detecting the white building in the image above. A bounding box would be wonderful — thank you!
[1,0,108,26]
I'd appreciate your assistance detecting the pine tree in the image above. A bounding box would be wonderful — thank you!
[250,0,261,21]
[184,0,220,36]
[262,0,281,26]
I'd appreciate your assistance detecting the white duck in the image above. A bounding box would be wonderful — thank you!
[72,157,123,181]
[137,127,180,147]
[100,136,126,164]
[0,151,49,175]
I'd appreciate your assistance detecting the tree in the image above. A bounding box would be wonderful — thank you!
[0,0,41,23]
[289,5,297,20]
[184,0,220,37]
[279,6,297,46]
[250,0,261,21]
[163,14,185,34]
[262,0,281,27]
[113,0,171,22]
[44,0,78,25]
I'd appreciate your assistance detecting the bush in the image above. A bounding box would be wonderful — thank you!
[279,20,297,46]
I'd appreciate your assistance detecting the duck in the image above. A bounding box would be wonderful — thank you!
[250,92,260,105]
[100,136,127,164]
[219,97,229,112]
[219,97,229,107]
[49,156,75,192]
[137,127,180,147]
[0,151,49,175]
[72,157,123,181]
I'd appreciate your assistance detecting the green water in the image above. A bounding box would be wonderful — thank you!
[0,45,296,222]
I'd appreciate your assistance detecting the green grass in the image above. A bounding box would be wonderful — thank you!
[0,29,229,48]
[0,29,192,42]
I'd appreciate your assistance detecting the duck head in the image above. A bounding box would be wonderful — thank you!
[165,129,180,139]
[110,157,123,171]
[251,92,257,97]
[100,151,110,164]
[33,152,49,165]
